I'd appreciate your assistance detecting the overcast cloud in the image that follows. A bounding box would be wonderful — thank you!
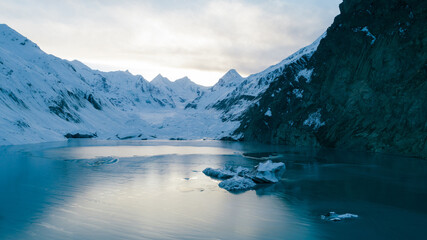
[0,0,342,86]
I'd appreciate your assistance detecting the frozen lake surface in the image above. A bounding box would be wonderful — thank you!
[0,140,426,239]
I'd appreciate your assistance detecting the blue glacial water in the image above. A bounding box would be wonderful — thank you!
[0,139,426,239]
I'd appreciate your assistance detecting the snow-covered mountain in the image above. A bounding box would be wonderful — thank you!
[0,23,322,145]
[150,74,207,108]
[190,33,325,123]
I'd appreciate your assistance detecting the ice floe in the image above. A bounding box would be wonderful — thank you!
[202,166,249,180]
[202,167,236,179]
[248,160,286,183]
[203,160,285,192]
[321,212,359,221]
[218,176,256,191]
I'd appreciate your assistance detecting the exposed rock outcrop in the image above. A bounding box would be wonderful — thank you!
[237,0,427,158]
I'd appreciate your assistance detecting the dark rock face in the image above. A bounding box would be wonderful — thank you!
[238,0,427,158]
[64,133,97,139]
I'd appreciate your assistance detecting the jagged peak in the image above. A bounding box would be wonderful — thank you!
[151,74,171,84]
[175,76,191,83]
[173,76,207,90]
[175,76,197,86]
[213,69,244,88]
[221,69,242,80]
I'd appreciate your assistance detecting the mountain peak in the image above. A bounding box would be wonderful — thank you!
[175,76,195,86]
[214,69,244,88]
[151,74,171,84]
[222,69,242,80]
[153,73,164,79]
[175,76,191,82]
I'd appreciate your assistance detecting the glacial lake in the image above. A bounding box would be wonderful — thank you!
[0,140,426,239]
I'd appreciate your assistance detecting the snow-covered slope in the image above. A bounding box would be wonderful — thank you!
[0,24,215,144]
[186,69,244,110]
[150,74,207,108]
[190,33,326,123]
[0,24,324,145]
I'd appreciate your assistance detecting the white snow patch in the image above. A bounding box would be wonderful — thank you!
[303,109,325,130]
[292,89,304,99]
[354,26,376,45]
[296,69,314,83]
[265,108,272,117]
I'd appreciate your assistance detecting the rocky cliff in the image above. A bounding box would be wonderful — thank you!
[237,0,427,158]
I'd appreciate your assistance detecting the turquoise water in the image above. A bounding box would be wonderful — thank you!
[0,140,426,239]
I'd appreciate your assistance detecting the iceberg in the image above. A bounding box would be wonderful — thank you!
[248,160,285,183]
[202,167,235,179]
[321,212,359,221]
[203,160,286,192]
[218,176,256,191]
[202,165,250,180]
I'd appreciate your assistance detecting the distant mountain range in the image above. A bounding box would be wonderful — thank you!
[1,0,425,158]
[0,22,320,145]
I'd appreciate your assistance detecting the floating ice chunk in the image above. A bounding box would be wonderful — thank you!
[321,212,359,221]
[249,160,286,183]
[202,167,235,179]
[204,160,285,192]
[257,160,285,172]
[234,166,251,176]
[202,165,250,180]
[218,176,256,191]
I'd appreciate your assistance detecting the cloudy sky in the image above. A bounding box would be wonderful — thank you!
[0,0,341,86]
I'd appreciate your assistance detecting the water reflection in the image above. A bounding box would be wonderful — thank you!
[45,145,237,160]
[0,140,426,239]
